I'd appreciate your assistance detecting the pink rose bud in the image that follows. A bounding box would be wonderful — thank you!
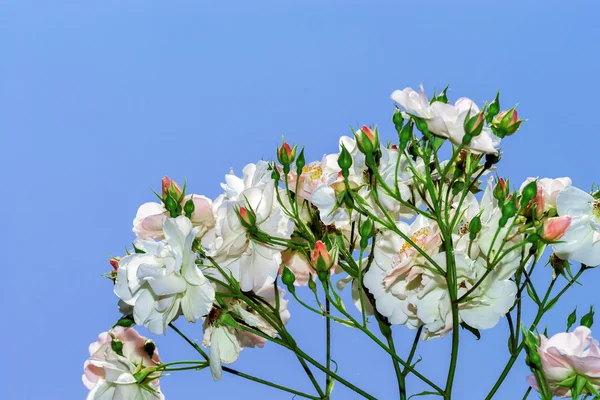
[277,142,297,166]
[312,240,334,273]
[354,125,380,154]
[238,207,256,228]
[493,108,523,136]
[464,112,484,136]
[161,176,182,198]
[542,216,572,241]
[109,258,119,271]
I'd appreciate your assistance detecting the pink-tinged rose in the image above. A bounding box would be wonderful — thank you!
[521,177,572,212]
[383,221,441,287]
[83,327,162,391]
[133,202,167,239]
[161,176,182,198]
[281,249,316,286]
[183,194,215,229]
[535,185,545,218]
[542,216,572,241]
[527,326,600,397]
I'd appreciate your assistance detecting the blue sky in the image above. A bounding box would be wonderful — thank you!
[2,1,600,399]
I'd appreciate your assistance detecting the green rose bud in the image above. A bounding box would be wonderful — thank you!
[110,337,124,357]
[184,198,195,217]
[359,218,375,240]
[469,215,482,237]
[399,122,413,150]
[281,264,296,287]
[464,112,484,137]
[277,141,297,167]
[392,109,404,131]
[413,117,430,136]
[338,145,353,179]
[486,91,500,122]
[164,194,179,217]
[567,308,577,332]
[502,195,518,218]
[308,274,317,294]
[354,125,379,155]
[296,148,306,173]
[521,180,538,205]
[113,315,135,328]
[271,164,281,181]
[581,306,595,328]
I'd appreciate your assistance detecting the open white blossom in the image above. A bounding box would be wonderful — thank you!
[414,252,517,339]
[209,179,294,292]
[115,216,215,335]
[553,186,600,266]
[391,86,500,154]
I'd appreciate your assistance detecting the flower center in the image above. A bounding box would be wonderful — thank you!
[302,165,323,181]
[593,200,600,218]
[402,227,430,251]
[458,223,469,236]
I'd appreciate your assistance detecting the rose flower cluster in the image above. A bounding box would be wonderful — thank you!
[84,86,600,399]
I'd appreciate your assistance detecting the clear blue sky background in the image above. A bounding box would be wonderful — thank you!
[2,1,599,399]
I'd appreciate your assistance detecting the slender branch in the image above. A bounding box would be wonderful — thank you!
[485,266,586,399]
[402,326,424,377]
[325,281,332,395]
[380,323,406,400]
[322,284,444,394]
[222,366,321,400]
[168,324,320,400]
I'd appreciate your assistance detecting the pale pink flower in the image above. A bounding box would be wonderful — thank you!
[520,177,572,212]
[133,202,167,239]
[542,216,572,241]
[83,327,163,400]
[281,249,316,286]
[183,194,216,231]
[380,216,442,287]
[527,326,600,397]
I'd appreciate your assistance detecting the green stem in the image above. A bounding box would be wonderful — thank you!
[169,323,209,359]
[380,323,406,400]
[294,346,377,400]
[402,326,423,377]
[222,366,321,400]
[168,324,320,400]
[485,267,585,399]
[322,286,444,394]
[325,281,332,396]
[444,240,460,400]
